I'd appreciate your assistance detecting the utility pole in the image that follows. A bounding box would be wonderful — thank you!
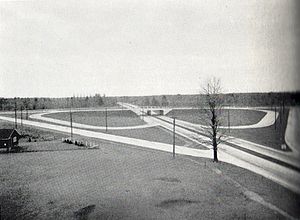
[105,107,108,132]
[26,108,28,120]
[14,97,17,129]
[20,106,23,128]
[274,106,277,130]
[70,97,73,140]
[228,107,230,133]
[141,107,144,120]
[173,117,176,158]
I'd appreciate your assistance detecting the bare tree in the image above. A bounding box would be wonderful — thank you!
[203,77,224,162]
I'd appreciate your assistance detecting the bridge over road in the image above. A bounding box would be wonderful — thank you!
[118,103,172,116]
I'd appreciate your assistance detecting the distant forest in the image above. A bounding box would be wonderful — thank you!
[0,94,110,111]
[0,92,299,111]
[115,92,300,108]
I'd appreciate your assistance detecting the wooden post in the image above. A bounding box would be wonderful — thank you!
[70,98,73,140]
[20,106,23,128]
[105,107,108,132]
[274,106,277,130]
[228,107,230,133]
[173,117,176,158]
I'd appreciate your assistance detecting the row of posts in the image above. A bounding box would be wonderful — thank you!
[69,97,108,140]
[14,97,29,130]
[68,104,177,157]
[14,99,282,158]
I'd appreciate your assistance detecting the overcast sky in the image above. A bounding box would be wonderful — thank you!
[0,0,299,98]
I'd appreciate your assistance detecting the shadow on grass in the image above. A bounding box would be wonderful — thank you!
[157,199,201,209]
[74,205,96,220]
[0,146,99,154]
[155,177,181,183]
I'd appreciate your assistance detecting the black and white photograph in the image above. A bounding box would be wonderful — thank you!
[0,0,299,219]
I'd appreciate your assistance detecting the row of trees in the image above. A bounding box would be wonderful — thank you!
[142,95,169,107]
[0,94,107,111]
[115,92,299,109]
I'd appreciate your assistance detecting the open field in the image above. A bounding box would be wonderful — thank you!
[106,126,190,147]
[44,110,145,127]
[166,108,266,126]
[0,113,190,147]
[166,108,288,150]
[0,107,289,150]
[221,108,289,150]
[1,136,299,219]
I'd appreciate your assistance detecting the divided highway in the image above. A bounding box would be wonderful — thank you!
[120,103,300,194]
[1,104,299,194]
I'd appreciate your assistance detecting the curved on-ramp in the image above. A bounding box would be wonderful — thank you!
[0,114,299,195]
[29,110,159,130]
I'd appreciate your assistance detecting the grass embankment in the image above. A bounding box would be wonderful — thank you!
[167,108,289,150]
[167,108,266,126]
[223,108,289,150]
[1,137,299,219]
[44,110,145,127]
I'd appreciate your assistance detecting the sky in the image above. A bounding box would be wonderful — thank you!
[0,0,299,98]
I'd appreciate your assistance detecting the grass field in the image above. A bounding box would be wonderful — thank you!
[106,126,191,147]
[167,108,289,150]
[44,110,145,127]
[0,113,191,147]
[0,106,289,150]
[1,137,299,219]
[167,108,266,126]
[222,108,289,150]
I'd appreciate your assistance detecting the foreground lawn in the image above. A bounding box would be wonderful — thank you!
[0,138,299,219]
[167,108,266,126]
[44,110,145,127]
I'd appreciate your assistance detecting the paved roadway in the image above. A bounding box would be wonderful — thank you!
[120,103,300,194]
[0,104,299,194]
[123,103,279,129]
[29,110,159,130]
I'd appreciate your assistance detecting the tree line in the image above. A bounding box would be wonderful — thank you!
[1,92,299,111]
[115,92,299,108]
[0,94,109,111]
